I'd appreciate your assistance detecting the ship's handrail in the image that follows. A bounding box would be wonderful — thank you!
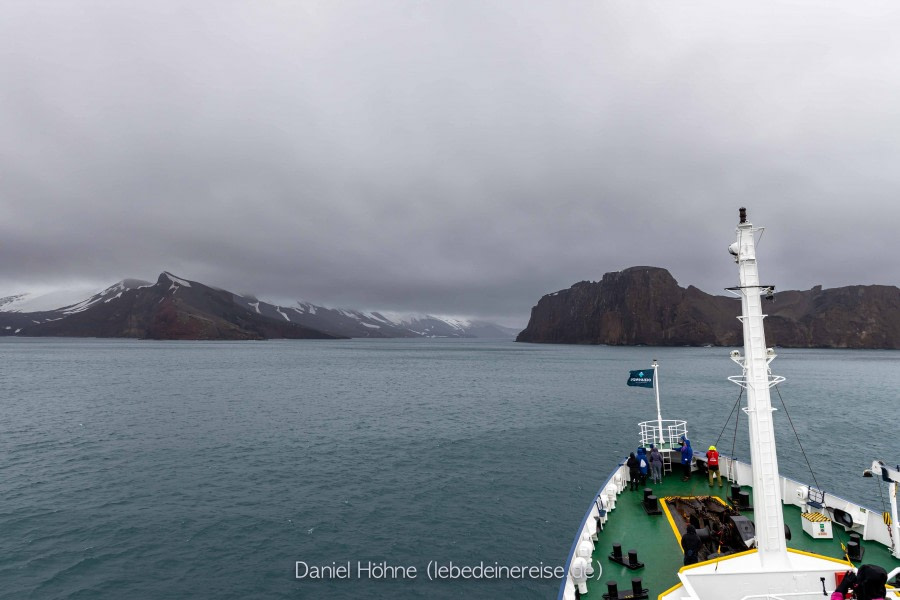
[736,591,900,600]
[638,419,687,448]
[557,459,629,600]
[738,593,847,600]
[723,456,890,546]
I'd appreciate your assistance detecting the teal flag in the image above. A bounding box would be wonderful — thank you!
[627,369,654,388]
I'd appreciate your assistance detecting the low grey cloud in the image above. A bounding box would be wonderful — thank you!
[2,1,899,326]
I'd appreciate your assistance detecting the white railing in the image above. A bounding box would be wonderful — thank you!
[721,456,896,549]
[739,594,835,600]
[639,419,687,448]
[738,592,900,600]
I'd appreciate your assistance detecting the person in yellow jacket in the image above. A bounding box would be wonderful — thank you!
[706,445,723,488]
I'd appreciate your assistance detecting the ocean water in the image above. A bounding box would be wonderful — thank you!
[0,338,897,599]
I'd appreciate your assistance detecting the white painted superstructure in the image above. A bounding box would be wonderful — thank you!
[867,461,900,559]
[727,208,789,565]
[666,208,843,598]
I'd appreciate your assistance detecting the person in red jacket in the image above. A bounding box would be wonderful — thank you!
[706,445,723,488]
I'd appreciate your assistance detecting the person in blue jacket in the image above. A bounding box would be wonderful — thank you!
[636,446,649,486]
[679,435,693,481]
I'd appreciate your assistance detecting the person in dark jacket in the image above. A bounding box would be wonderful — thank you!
[831,564,887,600]
[626,452,640,491]
[649,445,664,484]
[681,524,702,565]
[636,446,649,486]
[679,435,693,481]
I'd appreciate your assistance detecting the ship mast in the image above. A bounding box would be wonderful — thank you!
[653,359,664,446]
[727,207,788,567]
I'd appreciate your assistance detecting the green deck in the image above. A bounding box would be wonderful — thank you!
[578,472,900,599]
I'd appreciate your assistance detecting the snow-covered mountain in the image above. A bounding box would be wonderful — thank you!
[0,279,151,315]
[0,279,153,335]
[0,274,338,340]
[0,275,518,339]
[378,313,519,338]
[233,298,518,338]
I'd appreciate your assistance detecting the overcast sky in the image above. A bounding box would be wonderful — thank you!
[2,1,899,326]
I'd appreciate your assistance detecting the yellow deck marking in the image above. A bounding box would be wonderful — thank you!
[660,495,729,543]
[786,548,852,566]
[658,495,850,575]
[655,549,852,599]
[657,581,683,600]
[801,512,830,522]
[680,548,757,571]
[660,496,682,543]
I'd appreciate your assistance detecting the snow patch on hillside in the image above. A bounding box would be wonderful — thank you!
[430,315,473,329]
[0,287,103,313]
[295,301,317,315]
[374,311,424,325]
[375,311,471,329]
[164,273,192,287]
[0,280,152,316]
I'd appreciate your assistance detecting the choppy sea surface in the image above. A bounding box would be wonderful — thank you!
[1,338,897,599]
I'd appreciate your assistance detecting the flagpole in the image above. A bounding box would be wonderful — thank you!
[653,359,664,445]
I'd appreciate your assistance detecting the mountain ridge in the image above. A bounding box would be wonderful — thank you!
[0,272,339,340]
[516,266,900,348]
[0,273,517,340]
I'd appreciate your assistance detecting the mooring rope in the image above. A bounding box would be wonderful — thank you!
[713,386,743,451]
[773,384,821,492]
[771,384,863,564]
[875,472,895,553]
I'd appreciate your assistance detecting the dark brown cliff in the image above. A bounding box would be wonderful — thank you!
[517,267,900,349]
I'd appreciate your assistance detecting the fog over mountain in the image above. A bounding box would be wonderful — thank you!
[0,273,517,339]
[3,2,900,327]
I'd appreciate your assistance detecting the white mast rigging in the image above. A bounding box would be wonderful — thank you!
[726,207,788,567]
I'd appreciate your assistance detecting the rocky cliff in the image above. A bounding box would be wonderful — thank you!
[516,267,900,349]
